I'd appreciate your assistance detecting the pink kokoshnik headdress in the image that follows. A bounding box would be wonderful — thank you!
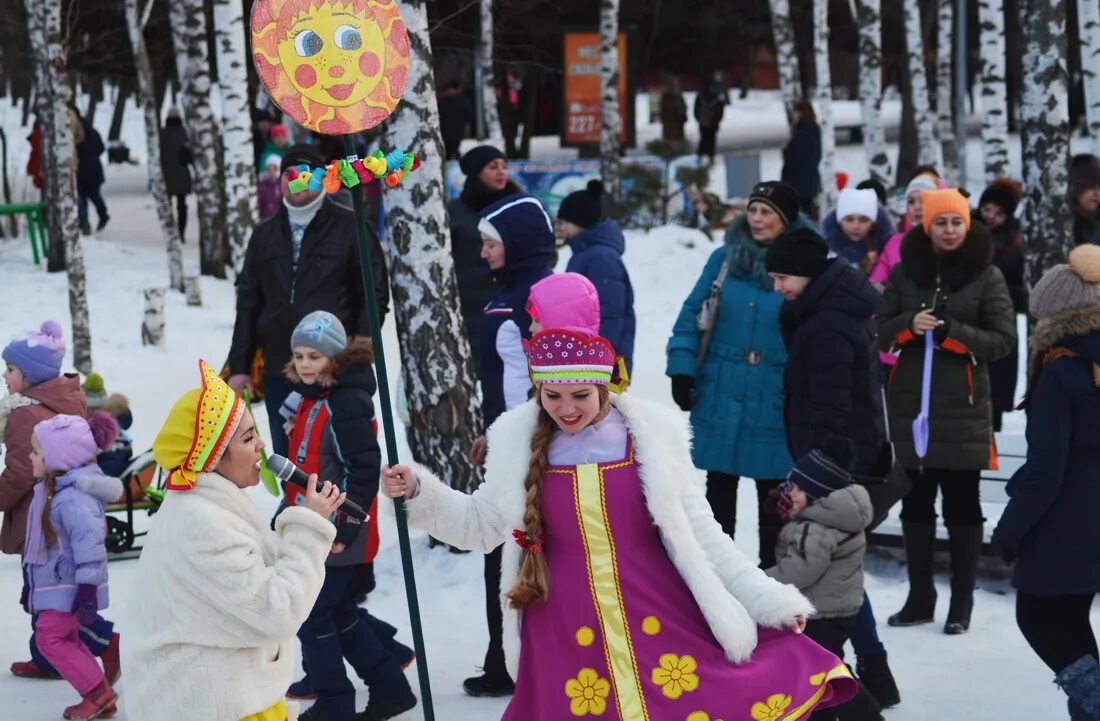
[521,328,629,392]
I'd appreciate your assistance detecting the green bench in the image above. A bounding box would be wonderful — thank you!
[0,202,47,265]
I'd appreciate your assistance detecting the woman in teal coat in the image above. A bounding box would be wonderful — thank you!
[667,181,811,567]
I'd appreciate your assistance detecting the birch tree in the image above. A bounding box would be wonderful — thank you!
[170,0,229,278]
[936,0,959,184]
[379,0,483,495]
[978,0,1010,180]
[813,0,837,209]
[769,0,803,119]
[213,0,257,274]
[599,0,622,203]
[905,0,941,167]
[1020,0,1073,284]
[25,0,92,372]
[858,0,892,186]
[1078,0,1100,154]
[478,0,503,146]
[126,0,184,292]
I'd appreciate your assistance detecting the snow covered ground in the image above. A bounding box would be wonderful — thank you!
[0,92,1089,719]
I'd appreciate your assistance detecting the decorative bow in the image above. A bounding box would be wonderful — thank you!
[512,529,544,554]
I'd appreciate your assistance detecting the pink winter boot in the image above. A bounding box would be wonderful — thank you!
[62,679,118,720]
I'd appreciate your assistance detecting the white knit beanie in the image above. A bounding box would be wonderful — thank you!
[836,187,879,221]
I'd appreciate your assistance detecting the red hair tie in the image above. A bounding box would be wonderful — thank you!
[512,529,544,554]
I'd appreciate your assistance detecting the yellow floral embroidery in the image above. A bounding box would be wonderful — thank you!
[565,667,611,716]
[750,693,792,721]
[651,653,700,700]
[576,626,596,647]
[685,712,723,721]
[642,616,661,635]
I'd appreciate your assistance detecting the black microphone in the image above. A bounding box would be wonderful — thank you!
[267,454,370,522]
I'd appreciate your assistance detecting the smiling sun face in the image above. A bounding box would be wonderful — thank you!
[277,4,385,107]
[252,0,409,134]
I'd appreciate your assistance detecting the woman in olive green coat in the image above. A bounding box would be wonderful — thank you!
[877,189,1016,637]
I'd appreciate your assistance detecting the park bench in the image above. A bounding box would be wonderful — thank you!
[0,202,46,265]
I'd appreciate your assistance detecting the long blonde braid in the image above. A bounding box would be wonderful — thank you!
[41,472,60,547]
[505,386,610,609]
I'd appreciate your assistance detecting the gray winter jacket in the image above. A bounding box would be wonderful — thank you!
[766,485,873,618]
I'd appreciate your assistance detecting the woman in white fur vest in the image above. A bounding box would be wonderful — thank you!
[121,361,346,721]
[382,329,857,721]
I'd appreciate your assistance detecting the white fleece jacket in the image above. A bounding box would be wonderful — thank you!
[121,472,335,721]
[402,393,813,679]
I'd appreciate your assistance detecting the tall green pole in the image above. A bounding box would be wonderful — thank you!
[343,134,435,720]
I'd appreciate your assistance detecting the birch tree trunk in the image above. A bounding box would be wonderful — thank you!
[769,0,803,119]
[126,0,184,292]
[1020,0,1073,284]
[858,0,893,186]
[978,0,1010,180]
[599,0,622,203]
[813,0,837,210]
[906,0,941,167]
[27,4,63,271]
[380,0,483,495]
[478,0,503,146]
[213,0,257,275]
[170,0,229,278]
[26,0,92,373]
[1078,0,1100,154]
[936,0,959,184]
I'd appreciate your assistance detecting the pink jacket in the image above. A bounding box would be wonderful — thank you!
[527,272,600,335]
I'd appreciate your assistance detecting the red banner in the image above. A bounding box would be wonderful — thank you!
[563,32,628,146]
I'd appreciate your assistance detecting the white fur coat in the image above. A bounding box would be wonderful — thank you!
[121,472,335,721]
[403,393,813,679]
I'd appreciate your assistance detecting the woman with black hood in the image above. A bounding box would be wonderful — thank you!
[448,145,522,366]
[463,192,557,699]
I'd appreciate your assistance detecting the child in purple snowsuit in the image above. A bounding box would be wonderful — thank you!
[23,413,122,720]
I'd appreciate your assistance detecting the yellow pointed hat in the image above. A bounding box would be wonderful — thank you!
[153,360,245,491]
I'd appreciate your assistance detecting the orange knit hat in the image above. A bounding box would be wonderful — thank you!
[920,189,971,235]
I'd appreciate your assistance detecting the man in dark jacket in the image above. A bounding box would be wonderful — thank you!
[556,179,636,372]
[75,111,109,235]
[227,144,389,457]
[766,228,901,712]
[1069,153,1100,247]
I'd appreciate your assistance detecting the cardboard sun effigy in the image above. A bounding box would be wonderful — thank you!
[251,0,410,134]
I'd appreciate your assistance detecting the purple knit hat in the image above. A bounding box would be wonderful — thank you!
[3,321,65,387]
[33,414,99,473]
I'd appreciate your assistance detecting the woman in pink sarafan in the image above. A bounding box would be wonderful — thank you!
[382,328,857,720]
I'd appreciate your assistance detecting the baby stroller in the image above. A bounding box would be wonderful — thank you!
[104,449,167,555]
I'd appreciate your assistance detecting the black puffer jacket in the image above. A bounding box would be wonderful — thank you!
[878,224,1017,470]
[780,259,887,474]
[227,199,389,375]
[281,338,380,567]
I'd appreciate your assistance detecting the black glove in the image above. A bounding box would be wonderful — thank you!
[20,584,29,614]
[670,375,695,411]
[932,305,953,344]
[333,511,362,548]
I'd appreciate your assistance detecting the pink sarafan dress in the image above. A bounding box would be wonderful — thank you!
[501,411,856,721]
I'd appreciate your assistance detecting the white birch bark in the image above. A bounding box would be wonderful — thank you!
[380,1,483,495]
[26,0,92,373]
[858,0,893,186]
[213,0,257,275]
[170,0,229,278]
[906,0,941,167]
[599,0,622,203]
[1020,0,1073,284]
[978,0,1010,180]
[141,288,166,347]
[936,0,959,184]
[1078,0,1100,155]
[814,0,837,209]
[126,0,184,292]
[478,0,503,146]
[769,0,803,118]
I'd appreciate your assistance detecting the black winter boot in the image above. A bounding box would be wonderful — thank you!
[944,524,983,634]
[836,674,885,721]
[856,652,900,708]
[887,522,938,626]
